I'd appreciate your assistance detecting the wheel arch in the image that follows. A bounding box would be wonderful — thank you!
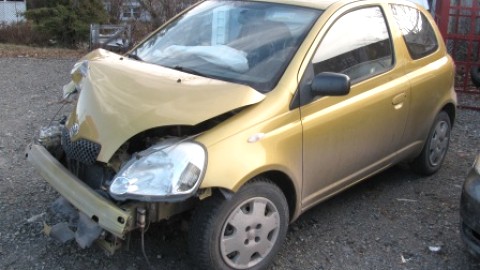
[250,170,298,222]
[442,102,456,127]
[410,106,454,175]
[209,170,299,222]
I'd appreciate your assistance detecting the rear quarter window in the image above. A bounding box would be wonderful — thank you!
[391,4,438,60]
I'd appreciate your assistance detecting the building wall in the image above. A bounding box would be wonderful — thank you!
[119,1,151,22]
[0,0,26,24]
[103,0,151,22]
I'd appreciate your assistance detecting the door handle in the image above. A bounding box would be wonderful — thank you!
[392,92,406,109]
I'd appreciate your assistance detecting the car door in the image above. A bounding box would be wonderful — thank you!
[298,5,410,209]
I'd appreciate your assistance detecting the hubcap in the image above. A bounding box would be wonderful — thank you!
[220,197,280,269]
[428,120,450,166]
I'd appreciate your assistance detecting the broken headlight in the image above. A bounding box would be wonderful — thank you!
[109,141,207,202]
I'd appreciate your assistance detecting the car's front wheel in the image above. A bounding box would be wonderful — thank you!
[411,111,452,175]
[189,179,289,270]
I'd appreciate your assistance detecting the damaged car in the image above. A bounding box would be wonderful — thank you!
[27,0,456,269]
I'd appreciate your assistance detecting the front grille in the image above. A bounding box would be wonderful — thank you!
[61,128,101,165]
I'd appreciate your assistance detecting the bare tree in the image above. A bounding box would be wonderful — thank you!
[106,0,125,24]
[137,0,198,28]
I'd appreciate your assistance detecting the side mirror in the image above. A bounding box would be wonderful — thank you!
[311,72,350,96]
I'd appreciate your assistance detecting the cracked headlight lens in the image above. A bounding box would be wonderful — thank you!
[109,141,207,202]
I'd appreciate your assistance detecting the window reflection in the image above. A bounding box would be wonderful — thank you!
[391,4,438,59]
[313,7,393,82]
[133,1,321,92]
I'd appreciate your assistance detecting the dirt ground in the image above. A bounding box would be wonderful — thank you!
[1,56,480,270]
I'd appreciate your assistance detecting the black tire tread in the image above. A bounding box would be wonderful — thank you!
[188,178,288,270]
[188,191,224,270]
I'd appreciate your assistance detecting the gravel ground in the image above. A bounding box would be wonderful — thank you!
[1,57,480,270]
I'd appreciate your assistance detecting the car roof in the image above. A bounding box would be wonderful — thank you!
[245,0,420,11]
[248,0,341,10]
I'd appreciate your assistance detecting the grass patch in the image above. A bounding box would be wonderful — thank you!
[0,43,87,59]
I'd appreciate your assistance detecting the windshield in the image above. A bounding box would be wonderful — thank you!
[133,0,321,92]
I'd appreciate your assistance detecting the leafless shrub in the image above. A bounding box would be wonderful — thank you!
[0,21,49,46]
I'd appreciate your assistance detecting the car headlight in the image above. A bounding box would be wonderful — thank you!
[109,141,207,202]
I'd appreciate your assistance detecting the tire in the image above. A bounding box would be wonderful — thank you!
[410,111,451,176]
[471,65,480,88]
[188,179,289,270]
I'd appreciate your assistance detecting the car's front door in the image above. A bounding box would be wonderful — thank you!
[298,5,410,209]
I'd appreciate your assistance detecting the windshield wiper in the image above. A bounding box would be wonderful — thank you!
[173,65,210,78]
[126,52,143,61]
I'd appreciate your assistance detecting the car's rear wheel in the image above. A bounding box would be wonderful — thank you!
[188,179,289,270]
[411,111,451,175]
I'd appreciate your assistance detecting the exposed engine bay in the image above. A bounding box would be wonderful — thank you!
[34,108,240,253]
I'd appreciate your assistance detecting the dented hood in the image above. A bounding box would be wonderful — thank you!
[68,49,265,162]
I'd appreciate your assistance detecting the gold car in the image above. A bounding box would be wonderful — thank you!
[27,0,456,269]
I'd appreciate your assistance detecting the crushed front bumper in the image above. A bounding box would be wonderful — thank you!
[460,154,480,258]
[26,143,133,238]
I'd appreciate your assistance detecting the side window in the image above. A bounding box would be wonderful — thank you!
[391,4,438,60]
[312,7,393,82]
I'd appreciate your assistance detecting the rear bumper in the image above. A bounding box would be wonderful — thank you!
[26,143,133,237]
